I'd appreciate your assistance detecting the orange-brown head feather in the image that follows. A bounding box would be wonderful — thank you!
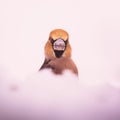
[45,29,71,59]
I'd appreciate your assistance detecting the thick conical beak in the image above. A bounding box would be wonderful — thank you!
[53,39,66,51]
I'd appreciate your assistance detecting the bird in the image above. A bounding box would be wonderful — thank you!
[39,29,78,76]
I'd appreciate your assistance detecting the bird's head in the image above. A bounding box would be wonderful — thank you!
[45,29,71,59]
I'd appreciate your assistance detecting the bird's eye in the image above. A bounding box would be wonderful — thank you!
[49,37,54,44]
[64,40,68,45]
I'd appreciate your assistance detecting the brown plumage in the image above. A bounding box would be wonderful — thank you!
[39,29,78,76]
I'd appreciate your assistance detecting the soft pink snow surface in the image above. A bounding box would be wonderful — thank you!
[0,69,120,120]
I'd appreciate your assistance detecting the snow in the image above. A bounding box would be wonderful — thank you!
[0,70,120,120]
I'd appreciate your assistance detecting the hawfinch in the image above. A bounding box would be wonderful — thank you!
[39,29,78,76]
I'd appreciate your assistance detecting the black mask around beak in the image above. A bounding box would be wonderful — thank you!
[51,38,67,58]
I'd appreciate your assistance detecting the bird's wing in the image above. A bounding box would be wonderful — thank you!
[39,59,51,70]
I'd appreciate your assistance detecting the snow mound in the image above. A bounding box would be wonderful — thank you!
[0,69,120,120]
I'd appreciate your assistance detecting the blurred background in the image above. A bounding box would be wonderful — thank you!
[0,0,120,119]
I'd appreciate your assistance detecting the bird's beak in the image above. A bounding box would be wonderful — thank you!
[53,39,66,51]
